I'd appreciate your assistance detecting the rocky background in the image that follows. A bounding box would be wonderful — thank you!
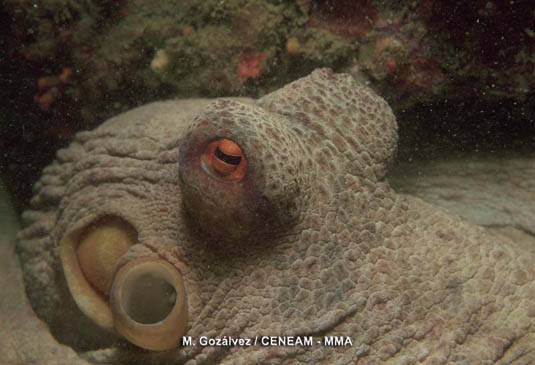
[1,0,535,212]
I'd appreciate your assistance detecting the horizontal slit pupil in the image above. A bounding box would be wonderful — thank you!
[215,146,241,165]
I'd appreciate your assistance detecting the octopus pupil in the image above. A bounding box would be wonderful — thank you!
[214,146,241,165]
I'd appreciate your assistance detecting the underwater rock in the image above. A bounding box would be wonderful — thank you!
[4,0,534,214]
[390,154,535,235]
[15,69,535,363]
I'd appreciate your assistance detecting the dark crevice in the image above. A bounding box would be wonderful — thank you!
[395,95,535,163]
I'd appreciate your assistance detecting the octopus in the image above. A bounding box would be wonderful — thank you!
[15,69,535,364]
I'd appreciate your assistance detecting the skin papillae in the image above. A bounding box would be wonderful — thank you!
[16,69,535,364]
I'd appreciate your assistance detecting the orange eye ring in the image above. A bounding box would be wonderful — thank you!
[201,138,247,180]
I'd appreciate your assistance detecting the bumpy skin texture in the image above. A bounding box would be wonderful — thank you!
[17,69,535,364]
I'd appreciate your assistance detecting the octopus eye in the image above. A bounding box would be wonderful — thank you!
[215,145,241,165]
[201,138,247,180]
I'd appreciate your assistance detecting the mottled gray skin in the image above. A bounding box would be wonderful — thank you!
[17,69,535,364]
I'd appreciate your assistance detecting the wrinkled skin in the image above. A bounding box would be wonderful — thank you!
[17,69,535,364]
